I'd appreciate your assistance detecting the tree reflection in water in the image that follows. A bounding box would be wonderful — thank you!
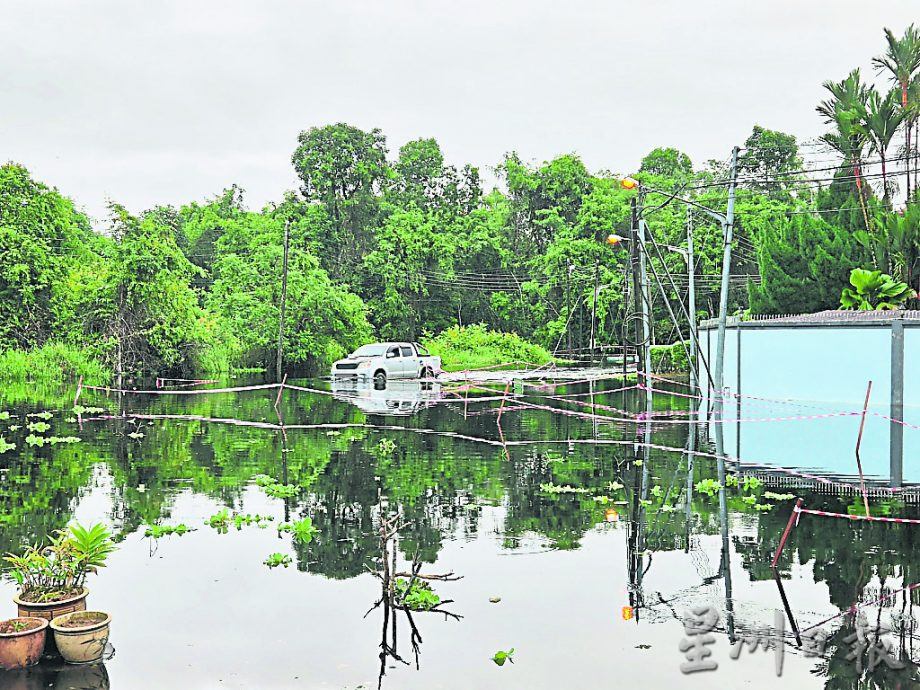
[365,513,462,688]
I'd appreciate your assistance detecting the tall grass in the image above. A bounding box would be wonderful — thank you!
[0,343,109,385]
[422,325,553,372]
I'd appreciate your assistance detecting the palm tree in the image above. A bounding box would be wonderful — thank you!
[858,87,905,205]
[910,75,920,200]
[872,25,920,200]
[817,69,872,228]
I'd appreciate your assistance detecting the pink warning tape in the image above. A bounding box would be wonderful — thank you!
[800,580,920,634]
[645,373,872,414]
[799,507,920,525]
[83,383,280,395]
[507,393,862,426]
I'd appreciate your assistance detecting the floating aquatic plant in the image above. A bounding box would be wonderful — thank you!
[144,524,193,538]
[253,474,298,499]
[277,517,318,543]
[694,479,722,497]
[492,648,515,666]
[763,491,795,501]
[264,553,292,568]
[72,405,106,415]
[540,482,591,494]
[395,578,440,611]
[48,436,80,444]
[742,476,763,492]
[26,422,50,433]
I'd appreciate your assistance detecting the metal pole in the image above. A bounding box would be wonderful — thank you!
[276,219,290,383]
[629,199,645,378]
[687,205,698,393]
[637,217,653,387]
[891,320,905,488]
[566,264,572,353]
[714,146,740,397]
[590,259,599,362]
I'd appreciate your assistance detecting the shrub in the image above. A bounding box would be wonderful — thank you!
[650,342,690,372]
[0,343,109,384]
[422,324,553,372]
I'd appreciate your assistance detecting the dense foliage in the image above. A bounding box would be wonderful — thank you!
[2,25,920,380]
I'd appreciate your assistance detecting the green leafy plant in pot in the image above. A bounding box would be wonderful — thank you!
[3,523,115,656]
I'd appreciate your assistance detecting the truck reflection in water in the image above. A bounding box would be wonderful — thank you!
[331,378,444,417]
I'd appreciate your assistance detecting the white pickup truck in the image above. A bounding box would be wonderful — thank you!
[331,342,441,385]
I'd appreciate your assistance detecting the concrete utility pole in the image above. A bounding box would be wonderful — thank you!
[714,146,740,395]
[628,199,646,378]
[687,205,698,394]
[276,219,290,382]
[637,219,653,386]
[590,259,599,361]
[566,263,573,353]
[891,320,905,487]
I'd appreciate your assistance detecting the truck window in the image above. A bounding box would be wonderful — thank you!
[414,343,430,357]
[400,346,413,357]
[387,346,400,358]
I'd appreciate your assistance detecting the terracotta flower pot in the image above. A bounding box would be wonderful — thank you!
[13,588,88,657]
[49,611,110,665]
[0,617,48,670]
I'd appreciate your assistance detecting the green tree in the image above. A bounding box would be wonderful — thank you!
[291,123,389,277]
[737,125,804,193]
[0,164,92,350]
[207,211,373,371]
[872,24,920,202]
[857,86,905,204]
[818,69,873,228]
[62,204,214,379]
[747,203,861,314]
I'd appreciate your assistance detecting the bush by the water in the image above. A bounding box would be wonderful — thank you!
[650,342,690,372]
[422,325,553,371]
[0,343,109,385]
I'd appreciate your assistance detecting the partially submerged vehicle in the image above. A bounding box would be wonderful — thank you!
[331,342,441,384]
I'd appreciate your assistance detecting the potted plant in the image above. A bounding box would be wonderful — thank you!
[49,611,110,664]
[0,617,48,670]
[3,523,115,655]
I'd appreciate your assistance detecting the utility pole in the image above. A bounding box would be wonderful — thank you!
[687,205,698,394]
[714,146,740,396]
[566,264,572,353]
[628,199,644,377]
[276,219,290,383]
[637,219,653,387]
[590,259,599,361]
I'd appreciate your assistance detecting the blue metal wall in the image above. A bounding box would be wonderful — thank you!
[697,325,916,483]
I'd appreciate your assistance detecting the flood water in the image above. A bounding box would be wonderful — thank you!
[2,372,920,689]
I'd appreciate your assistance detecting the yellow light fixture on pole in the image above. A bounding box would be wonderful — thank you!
[606,234,625,247]
[620,177,639,190]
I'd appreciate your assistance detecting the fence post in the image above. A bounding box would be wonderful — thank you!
[891,320,905,488]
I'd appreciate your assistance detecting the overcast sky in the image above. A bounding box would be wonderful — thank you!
[2,1,918,223]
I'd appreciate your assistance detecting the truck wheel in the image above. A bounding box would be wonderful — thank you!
[373,370,387,388]
[421,366,433,379]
